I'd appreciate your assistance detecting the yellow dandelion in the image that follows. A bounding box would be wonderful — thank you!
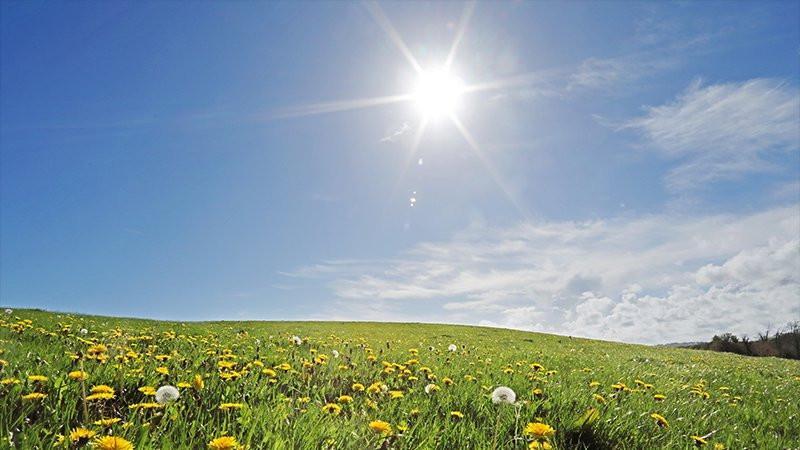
[27,375,47,382]
[390,390,404,399]
[218,403,246,410]
[651,413,669,428]
[68,371,88,381]
[352,383,365,392]
[94,418,122,426]
[691,435,708,446]
[90,385,115,394]
[529,441,552,449]
[450,411,464,419]
[86,392,115,401]
[524,422,555,440]
[368,420,393,436]
[208,436,242,450]
[262,369,276,377]
[322,403,341,415]
[338,395,353,404]
[653,394,667,400]
[592,393,606,404]
[22,392,47,401]
[193,374,204,391]
[69,427,97,443]
[92,435,134,450]
[1,378,20,385]
[155,366,169,375]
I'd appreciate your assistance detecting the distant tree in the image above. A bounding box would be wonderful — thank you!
[740,334,752,356]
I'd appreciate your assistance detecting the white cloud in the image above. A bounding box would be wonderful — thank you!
[568,54,678,91]
[283,205,800,344]
[379,122,411,143]
[623,78,800,190]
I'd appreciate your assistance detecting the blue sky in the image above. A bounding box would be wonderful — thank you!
[1,1,798,344]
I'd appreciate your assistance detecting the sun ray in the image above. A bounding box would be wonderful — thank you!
[269,93,413,119]
[444,1,476,73]
[364,1,424,75]
[449,114,529,218]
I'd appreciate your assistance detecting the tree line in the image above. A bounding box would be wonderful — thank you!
[690,321,800,360]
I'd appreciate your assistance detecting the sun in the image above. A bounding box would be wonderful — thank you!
[413,69,465,119]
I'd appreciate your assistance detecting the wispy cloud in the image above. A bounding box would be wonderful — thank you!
[283,205,799,344]
[621,78,800,191]
[568,53,679,92]
[379,122,411,143]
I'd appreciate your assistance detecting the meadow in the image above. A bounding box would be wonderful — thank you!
[1,308,798,449]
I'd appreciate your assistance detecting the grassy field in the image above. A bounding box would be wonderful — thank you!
[1,308,798,449]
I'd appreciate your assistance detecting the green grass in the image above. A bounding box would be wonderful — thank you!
[1,308,798,449]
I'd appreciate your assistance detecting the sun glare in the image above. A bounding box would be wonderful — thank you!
[413,70,464,119]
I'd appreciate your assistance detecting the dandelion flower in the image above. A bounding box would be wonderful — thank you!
[338,395,353,404]
[28,375,48,382]
[529,442,552,449]
[86,392,115,401]
[94,418,122,426]
[592,393,606,404]
[653,394,666,400]
[90,385,115,394]
[92,436,134,450]
[68,371,88,381]
[291,335,302,345]
[450,411,464,419]
[218,403,246,410]
[69,428,97,444]
[369,420,393,436]
[390,390,404,399]
[208,436,242,450]
[651,413,669,428]
[691,435,708,446]
[491,386,516,404]
[331,350,339,358]
[424,383,440,394]
[448,344,457,352]
[352,383,365,392]
[4,308,12,315]
[155,385,180,404]
[192,374,204,391]
[524,422,555,440]
[155,366,169,376]
[322,403,341,415]
[22,392,47,401]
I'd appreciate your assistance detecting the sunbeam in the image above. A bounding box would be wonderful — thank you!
[444,1,476,73]
[450,114,529,218]
[364,1,424,76]
[269,93,413,119]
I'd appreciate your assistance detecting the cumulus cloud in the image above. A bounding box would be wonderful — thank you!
[622,78,800,190]
[283,205,799,344]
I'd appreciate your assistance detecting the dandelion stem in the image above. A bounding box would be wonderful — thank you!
[79,357,89,424]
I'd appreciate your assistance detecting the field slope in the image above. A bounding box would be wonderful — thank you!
[1,309,798,449]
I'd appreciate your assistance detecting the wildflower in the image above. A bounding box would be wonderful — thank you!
[87,392,115,401]
[1,378,20,385]
[208,436,242,450]
[338,395,353,404]
[450,411,464,419]
[68,371,88,381]
[138,386,156,396]
[491,386,516,404]
[653,394,667,400]
[409,408,420,417]
[424,383,440,394]
[524,422,555,440]
[352,383,365,392]
[322,403,341,415]
[691,435,708,446]
[28,375,47,382]
[155,366,169,376]
[219,403,246,410]
[369,420,393,436]
[4,308,11,314]
[651,413,669,428]
[193,374,205,391]
[155,385,180,404]
[177,382,191,388]
[262,368,276,377]
[448,344,457,352]
[588,381,600,387]
[80,328,88,335]
[91,385,115,394]
[291,335,302,345]
[532,388,543,397]
[529,442,552,449]
[94,418,122,426]
[331,350,339,358]
[442,377,454,386]
[592,394,606,404]
[22,392,47,401]
[92,436,134,450]
[275,363,291,371]
[69,428,97,444]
